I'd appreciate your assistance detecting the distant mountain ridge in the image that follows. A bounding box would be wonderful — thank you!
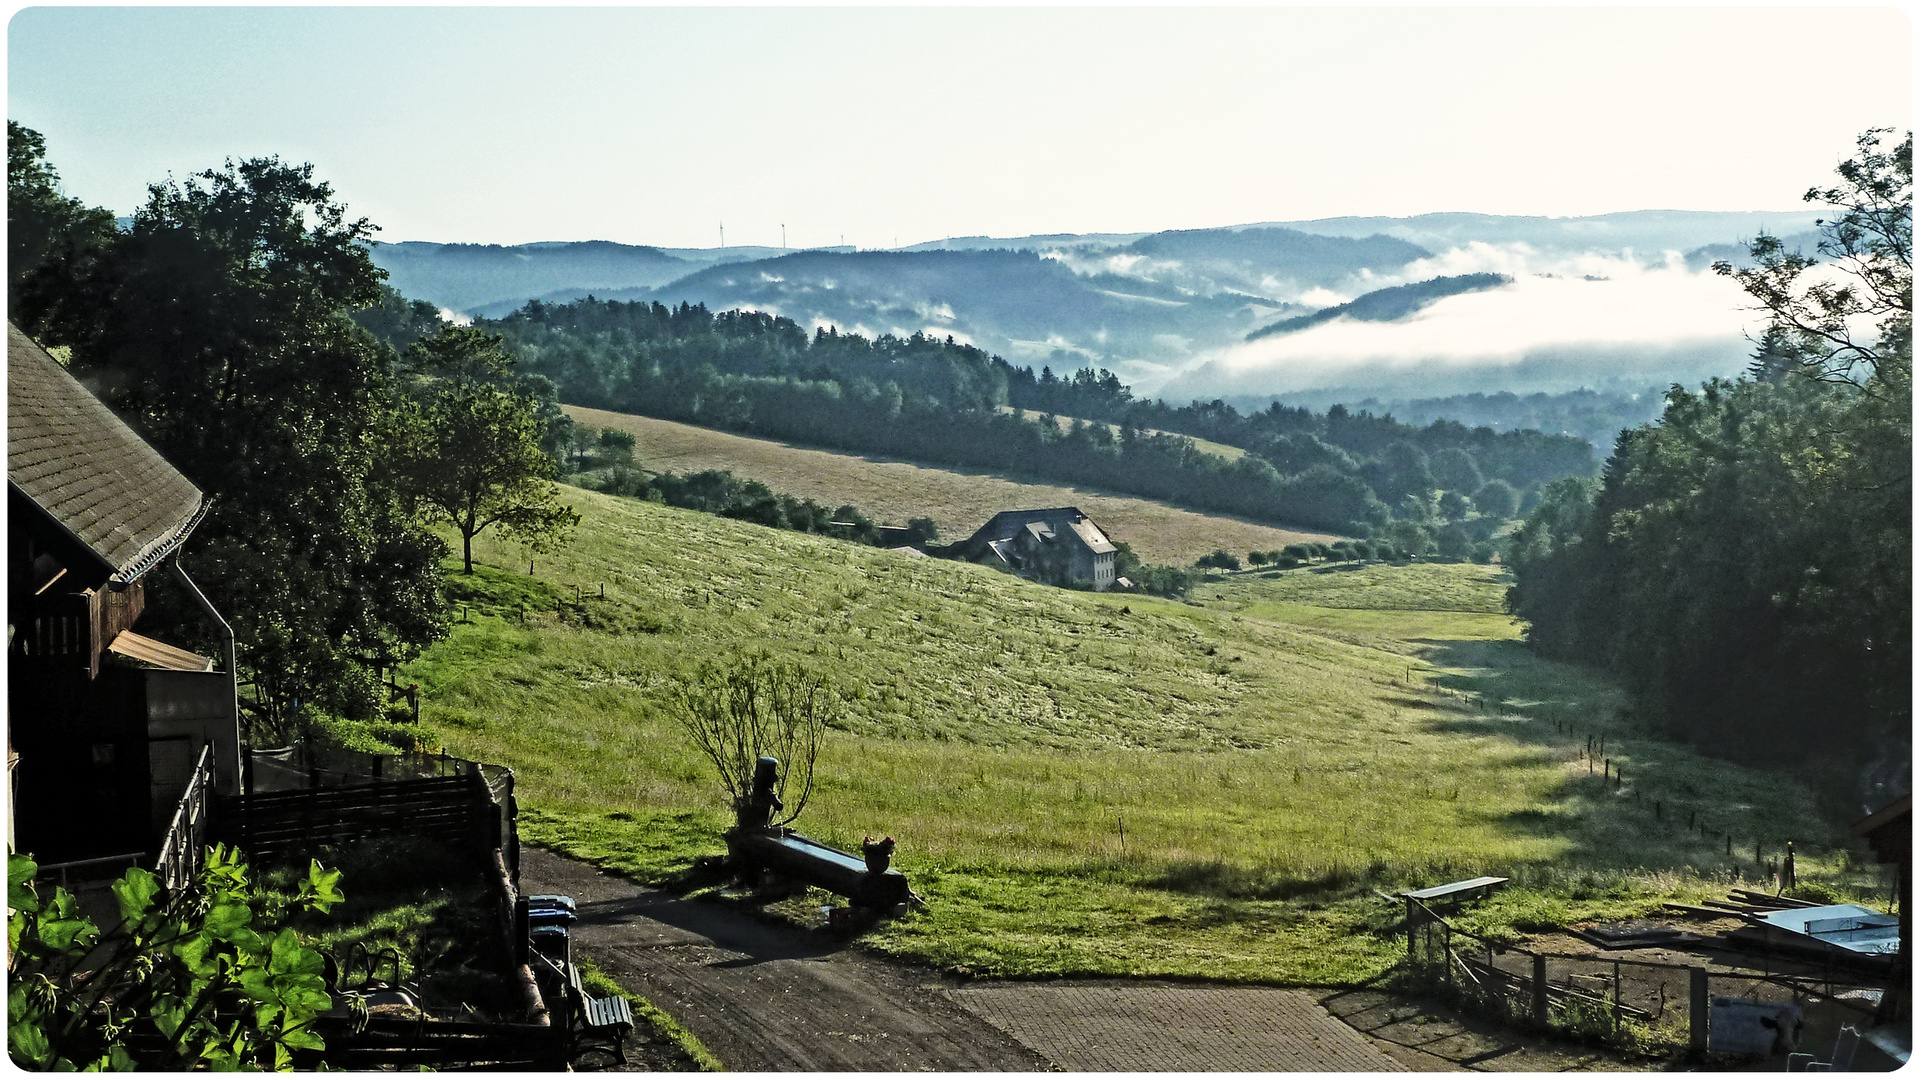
[371,209,1820,400]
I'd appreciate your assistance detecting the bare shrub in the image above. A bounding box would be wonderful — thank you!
[672,652,840,829]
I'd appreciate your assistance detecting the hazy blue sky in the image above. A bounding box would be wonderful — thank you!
[8,6,1912,249]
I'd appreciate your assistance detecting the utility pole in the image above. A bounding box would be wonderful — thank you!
[719,222,725,249]
[782,224,786,250]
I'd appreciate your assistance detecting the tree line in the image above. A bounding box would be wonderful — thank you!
[1506,129,1910,794]
[480,296,1599,543]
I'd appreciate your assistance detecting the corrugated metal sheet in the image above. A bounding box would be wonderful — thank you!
[1754,904,1900,956]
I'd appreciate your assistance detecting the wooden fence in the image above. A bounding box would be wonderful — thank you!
[1407,895,1711,1048]
[212,772,496,866]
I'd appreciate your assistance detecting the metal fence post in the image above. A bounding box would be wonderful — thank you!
[1690,967,1708,1053]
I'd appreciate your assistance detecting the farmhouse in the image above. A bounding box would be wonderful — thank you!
[948,507,1117,590]
[7,322,242,864]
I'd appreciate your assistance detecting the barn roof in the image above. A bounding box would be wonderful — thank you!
[8,323,205,584]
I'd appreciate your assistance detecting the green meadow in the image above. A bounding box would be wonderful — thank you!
[404,486,1862,985]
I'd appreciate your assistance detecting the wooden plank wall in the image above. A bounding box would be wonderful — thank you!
[211,774,492,864]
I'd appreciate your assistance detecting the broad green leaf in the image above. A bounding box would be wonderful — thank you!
[267,930,323,977]
[204,901,252,940]
[303,861,344,913]
[8,854,40,914]
[9,1019,53,1068]
[149,996,187,1039]
[36,916,98,954]
[110,868,161,922]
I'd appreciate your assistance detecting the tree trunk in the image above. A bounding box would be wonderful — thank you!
[463,530,474,574]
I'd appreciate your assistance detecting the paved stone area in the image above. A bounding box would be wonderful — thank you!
[1322,989,1643,1072]
[950,980,1408,1072]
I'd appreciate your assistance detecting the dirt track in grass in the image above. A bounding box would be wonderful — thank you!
[566,405,1342,564]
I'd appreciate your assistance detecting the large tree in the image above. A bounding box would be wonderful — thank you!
[397,327,579,574]
[1508,130,1910,790]
[23,156,449,737]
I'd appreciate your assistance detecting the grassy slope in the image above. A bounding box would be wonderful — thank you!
[409,487,1857,985]
[567,405,1330,564]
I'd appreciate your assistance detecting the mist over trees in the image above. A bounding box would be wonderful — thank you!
[1506,129,1911,795]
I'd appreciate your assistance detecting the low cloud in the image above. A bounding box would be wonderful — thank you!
[1153,248,1767,400]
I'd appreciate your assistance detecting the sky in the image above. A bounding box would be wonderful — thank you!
[7,6,1913,251]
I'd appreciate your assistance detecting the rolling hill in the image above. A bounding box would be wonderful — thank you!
[402,486,1852,985]
[565,405,1335,563]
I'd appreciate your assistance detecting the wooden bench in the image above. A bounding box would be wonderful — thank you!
[528,949,634,1065]
[567,963,635,1065]
[1404,876,1509,906]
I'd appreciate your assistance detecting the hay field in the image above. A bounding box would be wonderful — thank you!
[566,405,1334,563]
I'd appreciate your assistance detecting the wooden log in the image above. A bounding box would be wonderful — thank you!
[1662,902,1740,919]
[1730,889,1819,909]
[731,829,910,908]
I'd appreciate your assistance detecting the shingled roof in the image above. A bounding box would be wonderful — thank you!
[967,508,1116,554]
[8,323,204,584]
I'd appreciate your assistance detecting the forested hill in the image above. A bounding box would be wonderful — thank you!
[1125,226,1429,282]
[1247,273,1511,341]
[479,296,1596,545]
[486,245,1305,370]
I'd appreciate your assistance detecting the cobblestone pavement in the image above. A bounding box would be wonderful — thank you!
[950,980,1408,1071]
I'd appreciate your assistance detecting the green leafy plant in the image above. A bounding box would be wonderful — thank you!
[8,847,344,1070]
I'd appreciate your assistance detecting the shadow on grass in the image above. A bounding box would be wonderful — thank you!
[1381,638,1842,879]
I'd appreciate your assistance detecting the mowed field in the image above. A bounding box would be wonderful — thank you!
[407,486,1851,986]
[566,405,1332,564]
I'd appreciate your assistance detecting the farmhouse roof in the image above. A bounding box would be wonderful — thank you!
[969,507,1116,554]
[8,323,205,584]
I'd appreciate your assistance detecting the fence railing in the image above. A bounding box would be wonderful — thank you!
[32,851,146,887]
[1403,895,1891,1054]
[244,743,519,884]
[155,744,217,891]
[1407,895,1715,1048]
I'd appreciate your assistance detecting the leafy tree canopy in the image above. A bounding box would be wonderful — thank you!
[18,154,449,738]
[397,327,580,574]
[1513,129,1910,789]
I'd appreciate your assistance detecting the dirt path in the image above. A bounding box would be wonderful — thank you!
[518,847,1046,1070]
[519,847,1444,1072]
[951,980,1405,1071]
